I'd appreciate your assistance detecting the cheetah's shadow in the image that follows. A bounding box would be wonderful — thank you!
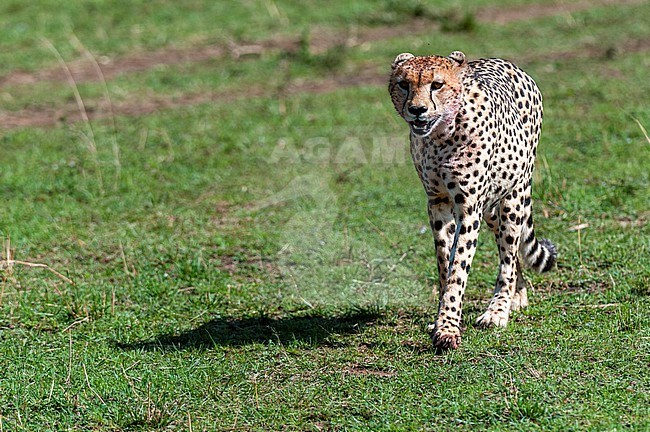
[114,309,381,351]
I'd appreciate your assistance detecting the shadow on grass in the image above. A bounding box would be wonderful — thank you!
[114,308,382,351]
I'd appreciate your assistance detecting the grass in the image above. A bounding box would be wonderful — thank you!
[0,0,563,74]
[1,0,650,430]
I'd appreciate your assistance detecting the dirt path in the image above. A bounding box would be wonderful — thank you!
[0,0,646,129]
[0,66,387,128]
[3,35,648,130]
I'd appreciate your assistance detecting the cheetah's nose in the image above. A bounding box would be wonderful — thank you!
[407,105,428,116]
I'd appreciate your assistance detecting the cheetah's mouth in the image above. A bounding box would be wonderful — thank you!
[409,117,439,136]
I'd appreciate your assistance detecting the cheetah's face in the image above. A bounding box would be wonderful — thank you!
[389,52,467,137]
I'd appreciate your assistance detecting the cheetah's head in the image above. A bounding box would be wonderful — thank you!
[389,51,467,138]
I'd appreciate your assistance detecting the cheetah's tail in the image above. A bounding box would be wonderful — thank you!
[519,228,557,273]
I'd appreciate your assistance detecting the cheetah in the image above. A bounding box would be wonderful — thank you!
[389,51,557,349]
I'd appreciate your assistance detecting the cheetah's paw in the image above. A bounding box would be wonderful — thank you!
[475,310,509,328]
[429,325,462,350]
[511,290,529,311]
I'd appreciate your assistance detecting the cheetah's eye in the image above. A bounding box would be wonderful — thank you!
[431,81,444,91]
[397,80,409,91]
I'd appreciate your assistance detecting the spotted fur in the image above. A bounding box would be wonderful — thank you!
[389,51,557,349]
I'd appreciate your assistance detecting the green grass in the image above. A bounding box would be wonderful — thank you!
[1,1,650,430]
[0,0,550,75]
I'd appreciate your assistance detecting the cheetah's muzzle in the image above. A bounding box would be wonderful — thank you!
[409,116,439,136]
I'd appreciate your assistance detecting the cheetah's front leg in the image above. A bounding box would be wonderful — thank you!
[428,199,481,349]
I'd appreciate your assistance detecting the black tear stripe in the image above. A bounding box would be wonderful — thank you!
[429,92,437,111]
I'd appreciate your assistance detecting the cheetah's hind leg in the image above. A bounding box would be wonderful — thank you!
[511,259,529,311]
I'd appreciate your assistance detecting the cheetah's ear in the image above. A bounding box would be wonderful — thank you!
[392,53,414,70]
[448,51,466,67]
